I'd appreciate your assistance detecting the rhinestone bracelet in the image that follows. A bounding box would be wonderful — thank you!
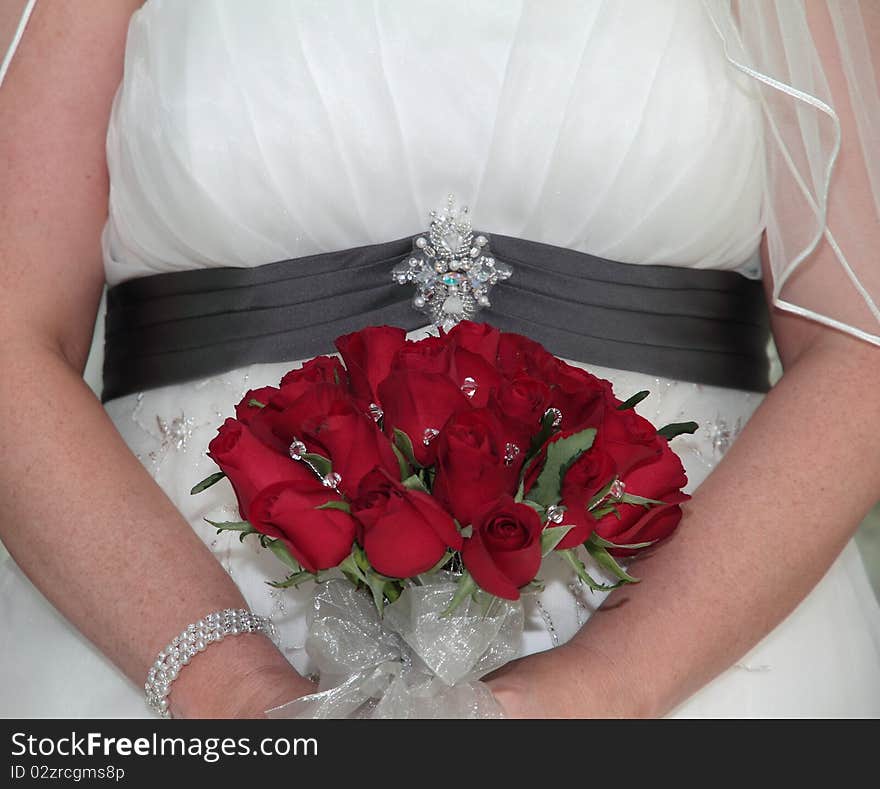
[145,608,278,718]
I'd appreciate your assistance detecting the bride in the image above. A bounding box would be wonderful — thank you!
[1,0,879,718]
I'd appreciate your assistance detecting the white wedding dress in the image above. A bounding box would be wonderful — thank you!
[2,0,879,717]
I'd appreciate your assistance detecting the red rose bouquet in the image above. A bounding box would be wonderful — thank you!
[192,322,696,717]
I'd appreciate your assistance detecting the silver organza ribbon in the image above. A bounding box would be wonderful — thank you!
[267,574,523,718]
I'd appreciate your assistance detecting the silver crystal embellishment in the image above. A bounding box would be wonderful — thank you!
[546,504,565,524]
[392,194,513,331]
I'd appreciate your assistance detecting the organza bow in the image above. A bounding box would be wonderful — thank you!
[267,574,523,718]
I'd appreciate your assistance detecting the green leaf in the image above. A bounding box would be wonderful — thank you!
[617,390,650,411]
[337,553,367,585]
[587,480,615,510]
[247,398,266,409]
[316,500,351,513]
[401,473,430,494]
[205,518,258,543]
[352,545,371,575]
[620,492,666,508]
[190,471,225,495]
[392,428,422,469]
[541,525,575,556]
[442,572,477,617]
[514,478,525,503]
[299,452,333,479]
[520,409,562,482]
[657,421,699,441]
[587,533,654,551]
[527,428,597,508]
[365,569,393,616]
[384,582,402,604]
[390,442,410,481]
[267,539,302,572]
[559,549,628,592]
[585,543,640,584]
[520,579,546,594]
[267,570,315,589]
[529,408,562,455]
[204,518,253,533]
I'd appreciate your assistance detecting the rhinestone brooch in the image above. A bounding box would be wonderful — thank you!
[392,194,513,331]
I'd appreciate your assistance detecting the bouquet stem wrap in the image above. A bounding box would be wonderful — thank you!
[268,574,522,718]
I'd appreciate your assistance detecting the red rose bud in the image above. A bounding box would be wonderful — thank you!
[246,382,349,454]
[206,418,313,520]
[444,321,501,365]
[594,440,690,555]
[432,409,522,527]
[351,468,462,578]
[599,407,665,475]
[295,395,400,498]
[249,481,358,573]
[545,359,615,432]
[489,375,552,445]
[378,371,470,466]
[234,386,279,426]
[495,331,556,378]
[335,326,407,409]
[461,496,543,600]
[278,356,348,402]
[446,346,501,408]
[390,335,453,375]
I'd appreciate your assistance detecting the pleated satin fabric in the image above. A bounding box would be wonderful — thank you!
[102,235,770,401]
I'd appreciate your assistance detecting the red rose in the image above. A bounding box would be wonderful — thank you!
[206,418,312,520]
[234,386,279,426]
[246,382,347,453]
[335,326,407,409]
[461,496,543,600]
[489,375,552,446]
[495,331,555,378]
[444,321,501,365]
[278,356,348,402]
[252,385,399,497]
[594,440,690,555]
[351,468,462,577]
[599,407,664,475]
[245,360,349,452]
[390,335,452,375]
[432,409,522,527]
[249,480,357,573]
[445,346,501,408]
[555,447,618,549]
[378,370,470,466]
[545,359,615,432]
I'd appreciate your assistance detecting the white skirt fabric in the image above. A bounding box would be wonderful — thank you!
[1,347,878,718]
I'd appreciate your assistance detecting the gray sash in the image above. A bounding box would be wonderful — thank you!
[102,234,771,402]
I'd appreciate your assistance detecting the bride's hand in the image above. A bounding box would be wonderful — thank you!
[485,642,646,719]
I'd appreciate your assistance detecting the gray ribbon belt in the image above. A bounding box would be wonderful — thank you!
[102,234,771,402]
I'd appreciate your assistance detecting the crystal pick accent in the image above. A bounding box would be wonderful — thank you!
[393,194,513,331]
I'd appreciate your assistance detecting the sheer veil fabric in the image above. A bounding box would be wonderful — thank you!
[1,1,879,718]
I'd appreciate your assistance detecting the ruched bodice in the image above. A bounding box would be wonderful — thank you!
[102,0,765,285]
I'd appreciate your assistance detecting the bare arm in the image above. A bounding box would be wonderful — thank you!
[0,1,313,718]
[487,7,880,717]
